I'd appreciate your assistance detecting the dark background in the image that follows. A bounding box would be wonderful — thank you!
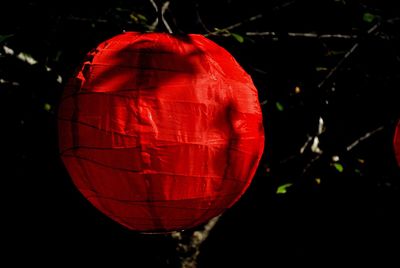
[1,0,399,266]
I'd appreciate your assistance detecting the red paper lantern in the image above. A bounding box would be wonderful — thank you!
[58,32,264,232]
[394,120,400,166]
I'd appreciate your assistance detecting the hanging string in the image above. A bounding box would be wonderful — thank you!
[149,0,173,33]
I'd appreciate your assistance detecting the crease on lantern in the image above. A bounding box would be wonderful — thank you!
[59,32,264,232]
[61,33,203,231]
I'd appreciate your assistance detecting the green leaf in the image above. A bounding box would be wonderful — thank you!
[44,103,52,112]
[276,101,284,111]
[276,183,293,194]
[0,34,14,43]
[129,14,139,23]
[131,13,148,24]
[333,163,344,173]
[231,33,244,43]
[137,14,148,22]
[363,13,375,23]
[316,66,328,72]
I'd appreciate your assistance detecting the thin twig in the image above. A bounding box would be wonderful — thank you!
[160,1,173,33]
[245,32,358,39]
[66,16,108,23]
[302,154,322,174]
[205,0,298,37]
[317,116,325,135]
[0,78,19,86]
[272,0,298,11]
[149,0,159,30]
[148,0,172,33]
[387,17,400,24]
[194,3,211,33]
[317,42,359,89]
[205,14,263,36]
[149,0,158,11]
[245,14,396,40]
[346,126,385,151]
[317,22,380,89]
[300,135,313,154]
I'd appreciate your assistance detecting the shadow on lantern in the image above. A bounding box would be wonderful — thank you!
[58,32,265,233]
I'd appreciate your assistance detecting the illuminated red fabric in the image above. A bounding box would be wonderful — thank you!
[394,120,400,166]
[58,32,264,232]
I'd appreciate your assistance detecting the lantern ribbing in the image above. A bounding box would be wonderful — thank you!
[58,32,264,232]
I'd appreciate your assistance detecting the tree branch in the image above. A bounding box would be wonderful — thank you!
[317,42,359,89]
[205,0,298,36]
[148,0,173,33]
[205,14,263,36]
[302,154,322,174]
[245,31,359,40]
[172,216,220,268]
[346,125,385,151]
[316,23,380,89]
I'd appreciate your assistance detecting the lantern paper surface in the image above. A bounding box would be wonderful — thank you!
[58,32,264,232]
[395,120,400,166]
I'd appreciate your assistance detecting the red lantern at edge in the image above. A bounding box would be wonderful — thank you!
[394,120,400,167]
[58,32,264,232]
